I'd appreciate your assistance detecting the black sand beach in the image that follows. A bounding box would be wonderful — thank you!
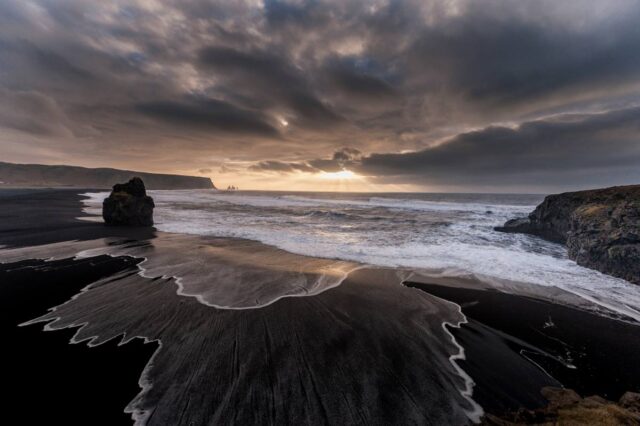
[406,282,640,416]
[0,189,157,425]
[1,256,157,425]
[0,189,477,424]
[1,188,639,425]
[0,188,156,248]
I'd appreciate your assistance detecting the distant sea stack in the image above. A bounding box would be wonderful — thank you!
[0,161,215,189]
[496,185,640,284]
[103,177,155,226]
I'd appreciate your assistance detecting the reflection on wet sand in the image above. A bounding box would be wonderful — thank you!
[2,231,479,424]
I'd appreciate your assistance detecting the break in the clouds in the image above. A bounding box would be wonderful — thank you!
[1,0,639,191]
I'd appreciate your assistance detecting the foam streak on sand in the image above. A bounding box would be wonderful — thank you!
[80,190,640,322]
[4,188,638,425]
[403,278,483,422]
[16,269,163,425]
[1,234,359,310]
[1,230,484,424]
[441,305,484,423]
[15,259,480,425]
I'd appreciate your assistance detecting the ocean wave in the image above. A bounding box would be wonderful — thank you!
[80,190,640,322]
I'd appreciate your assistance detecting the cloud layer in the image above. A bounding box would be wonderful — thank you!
[1,0,639,190]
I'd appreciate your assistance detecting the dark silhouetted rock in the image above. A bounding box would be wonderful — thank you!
[494,217,533,234]
[102,177,155,226]
[496,185,640,284]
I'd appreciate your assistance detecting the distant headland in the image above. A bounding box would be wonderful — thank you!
[0,161,215,190]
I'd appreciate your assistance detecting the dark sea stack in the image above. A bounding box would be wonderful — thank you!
[496,185,640,284]
[102,177,155,226]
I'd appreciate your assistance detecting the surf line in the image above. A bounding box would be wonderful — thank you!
[439,300,485,423]
[75,244,367,310]
[18,268,162,425]
[400,278,484,423]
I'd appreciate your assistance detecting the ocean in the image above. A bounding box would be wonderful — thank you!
[82,189,640,321]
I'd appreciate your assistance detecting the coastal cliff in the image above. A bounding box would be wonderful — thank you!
[0,161,215,190]
[496,185,640,284]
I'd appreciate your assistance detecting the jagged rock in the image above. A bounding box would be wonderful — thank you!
[496,185,640,284]
[540,386,581,408]
[620,392,640,415]
[582,395,609,408]
[481,387,640,425]
[102,177,155,226]
[494,217,535,234]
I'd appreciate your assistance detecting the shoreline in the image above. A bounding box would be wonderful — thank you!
[1,189,477,424]
[0,255,157,426]
[405,280,640,414]
[2,188,639,424]
[79,188,640,324]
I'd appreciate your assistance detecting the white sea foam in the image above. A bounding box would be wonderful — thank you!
[81,190,640,321]
[439,299,484,423]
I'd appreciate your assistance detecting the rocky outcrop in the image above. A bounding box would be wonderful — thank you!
[102,177,155,226]
[496,185,640,284]
[482,387,640,425]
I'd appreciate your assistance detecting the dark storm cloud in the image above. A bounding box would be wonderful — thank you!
[198,46,286,77]
[136,98,280,137]
[306,158,343,173]
[250,147,363,174]
[306,147,362,172]
[1,0,640,189]
[197,45,344,127]
[0,88,72,137]
[332,147,362,162]
[30,44,95,82]
[332,70,394,98]
[323,63,399,102]
[407,5,640,107]
[249,160,317,173]
[356,106,640,187]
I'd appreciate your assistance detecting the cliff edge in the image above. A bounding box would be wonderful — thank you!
[0,162,215,190]
[496,185,640,284]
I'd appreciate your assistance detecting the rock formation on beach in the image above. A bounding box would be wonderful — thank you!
[102,177,155,226]
[496,185,640,284]
[482,387,640,425]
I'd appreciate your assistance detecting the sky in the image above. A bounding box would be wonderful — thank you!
[1,0,640,192]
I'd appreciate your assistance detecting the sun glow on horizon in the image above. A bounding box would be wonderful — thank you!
[206,167,422,192]
[318,170,359,180]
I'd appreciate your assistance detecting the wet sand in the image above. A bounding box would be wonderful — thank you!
[406,281,640,415]
[1,189,477,424]
[2,188,639,425]
[0,188,155,248]
[0,256,157,426]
